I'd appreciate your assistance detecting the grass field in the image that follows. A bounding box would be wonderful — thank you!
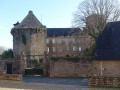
[0,80,120,90]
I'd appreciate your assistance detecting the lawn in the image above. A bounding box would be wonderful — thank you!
[0,88,28,90]
[0,80,120,90]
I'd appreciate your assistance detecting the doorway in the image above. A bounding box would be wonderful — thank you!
[7,63,12,74]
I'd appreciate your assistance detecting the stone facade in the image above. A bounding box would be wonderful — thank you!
[50,58,94,77]
[8,11,92,76]
[47,36,91,57]
[11,11,91,58]
[94,60,120,76]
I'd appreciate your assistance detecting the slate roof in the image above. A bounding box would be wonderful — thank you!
[47,28,80,37]
[13,11,44,28]
[12,11,82,37]
[95,21,120,60]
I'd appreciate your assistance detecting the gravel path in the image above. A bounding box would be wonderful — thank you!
[22,76,88,86]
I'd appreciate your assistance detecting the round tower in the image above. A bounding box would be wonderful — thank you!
[11,11,47,58]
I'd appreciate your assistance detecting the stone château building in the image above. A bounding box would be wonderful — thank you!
[0,11,91,76]
[47,28,90,56]
[11,11,90,58]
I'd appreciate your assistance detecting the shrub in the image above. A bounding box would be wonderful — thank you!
[1,49,13,59]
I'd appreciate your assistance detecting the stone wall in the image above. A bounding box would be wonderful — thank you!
[50,58,94,78]
[0,59,20,74]
[31,30,47,55]
[0,70,5,75]
[0,74,22,81]
[11,28,47,58]
[89,76,120,87]
[0,58,27,75]
[0,70,22,81]
[94,60,120,76]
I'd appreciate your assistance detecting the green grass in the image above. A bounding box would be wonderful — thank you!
[0,80,120,90]
[0,88,28,90]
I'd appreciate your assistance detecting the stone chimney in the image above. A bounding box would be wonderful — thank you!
[29,11,33,14]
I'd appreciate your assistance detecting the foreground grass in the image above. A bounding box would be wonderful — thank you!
[0,88,28,90]
[0,80,120,90]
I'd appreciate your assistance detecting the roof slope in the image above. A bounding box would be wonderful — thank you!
[95,21,120,60]
[13,11,43,28]
[47,28,80,37]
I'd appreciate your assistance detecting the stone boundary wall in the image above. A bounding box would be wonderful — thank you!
[0,59,20,74]
[0,70,5,74]
[0,74,22,81]
[94,60,120,76]
[50,58,94,78]
[89,76,120,88]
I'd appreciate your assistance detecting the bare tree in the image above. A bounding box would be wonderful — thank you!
[73,0,120,38]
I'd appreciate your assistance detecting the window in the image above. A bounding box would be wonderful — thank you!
[79,47,81,51]
[65,39,69,43]
[73,46,76,51]
[58,39,61,43]
[58,47,62,51]
[46,39,49,43]
[52,47,55,52]
[66,47,69,51]
[72,38,75,43]
[78,39,80,43]
[46,47,49,52]
[52,39,55,43]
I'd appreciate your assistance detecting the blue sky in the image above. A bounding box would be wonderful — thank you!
[0,0,84,49]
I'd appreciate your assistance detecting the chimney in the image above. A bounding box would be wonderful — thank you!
[29,11,33,14]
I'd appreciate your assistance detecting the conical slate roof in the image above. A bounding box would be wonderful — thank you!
[13,11,43,28]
